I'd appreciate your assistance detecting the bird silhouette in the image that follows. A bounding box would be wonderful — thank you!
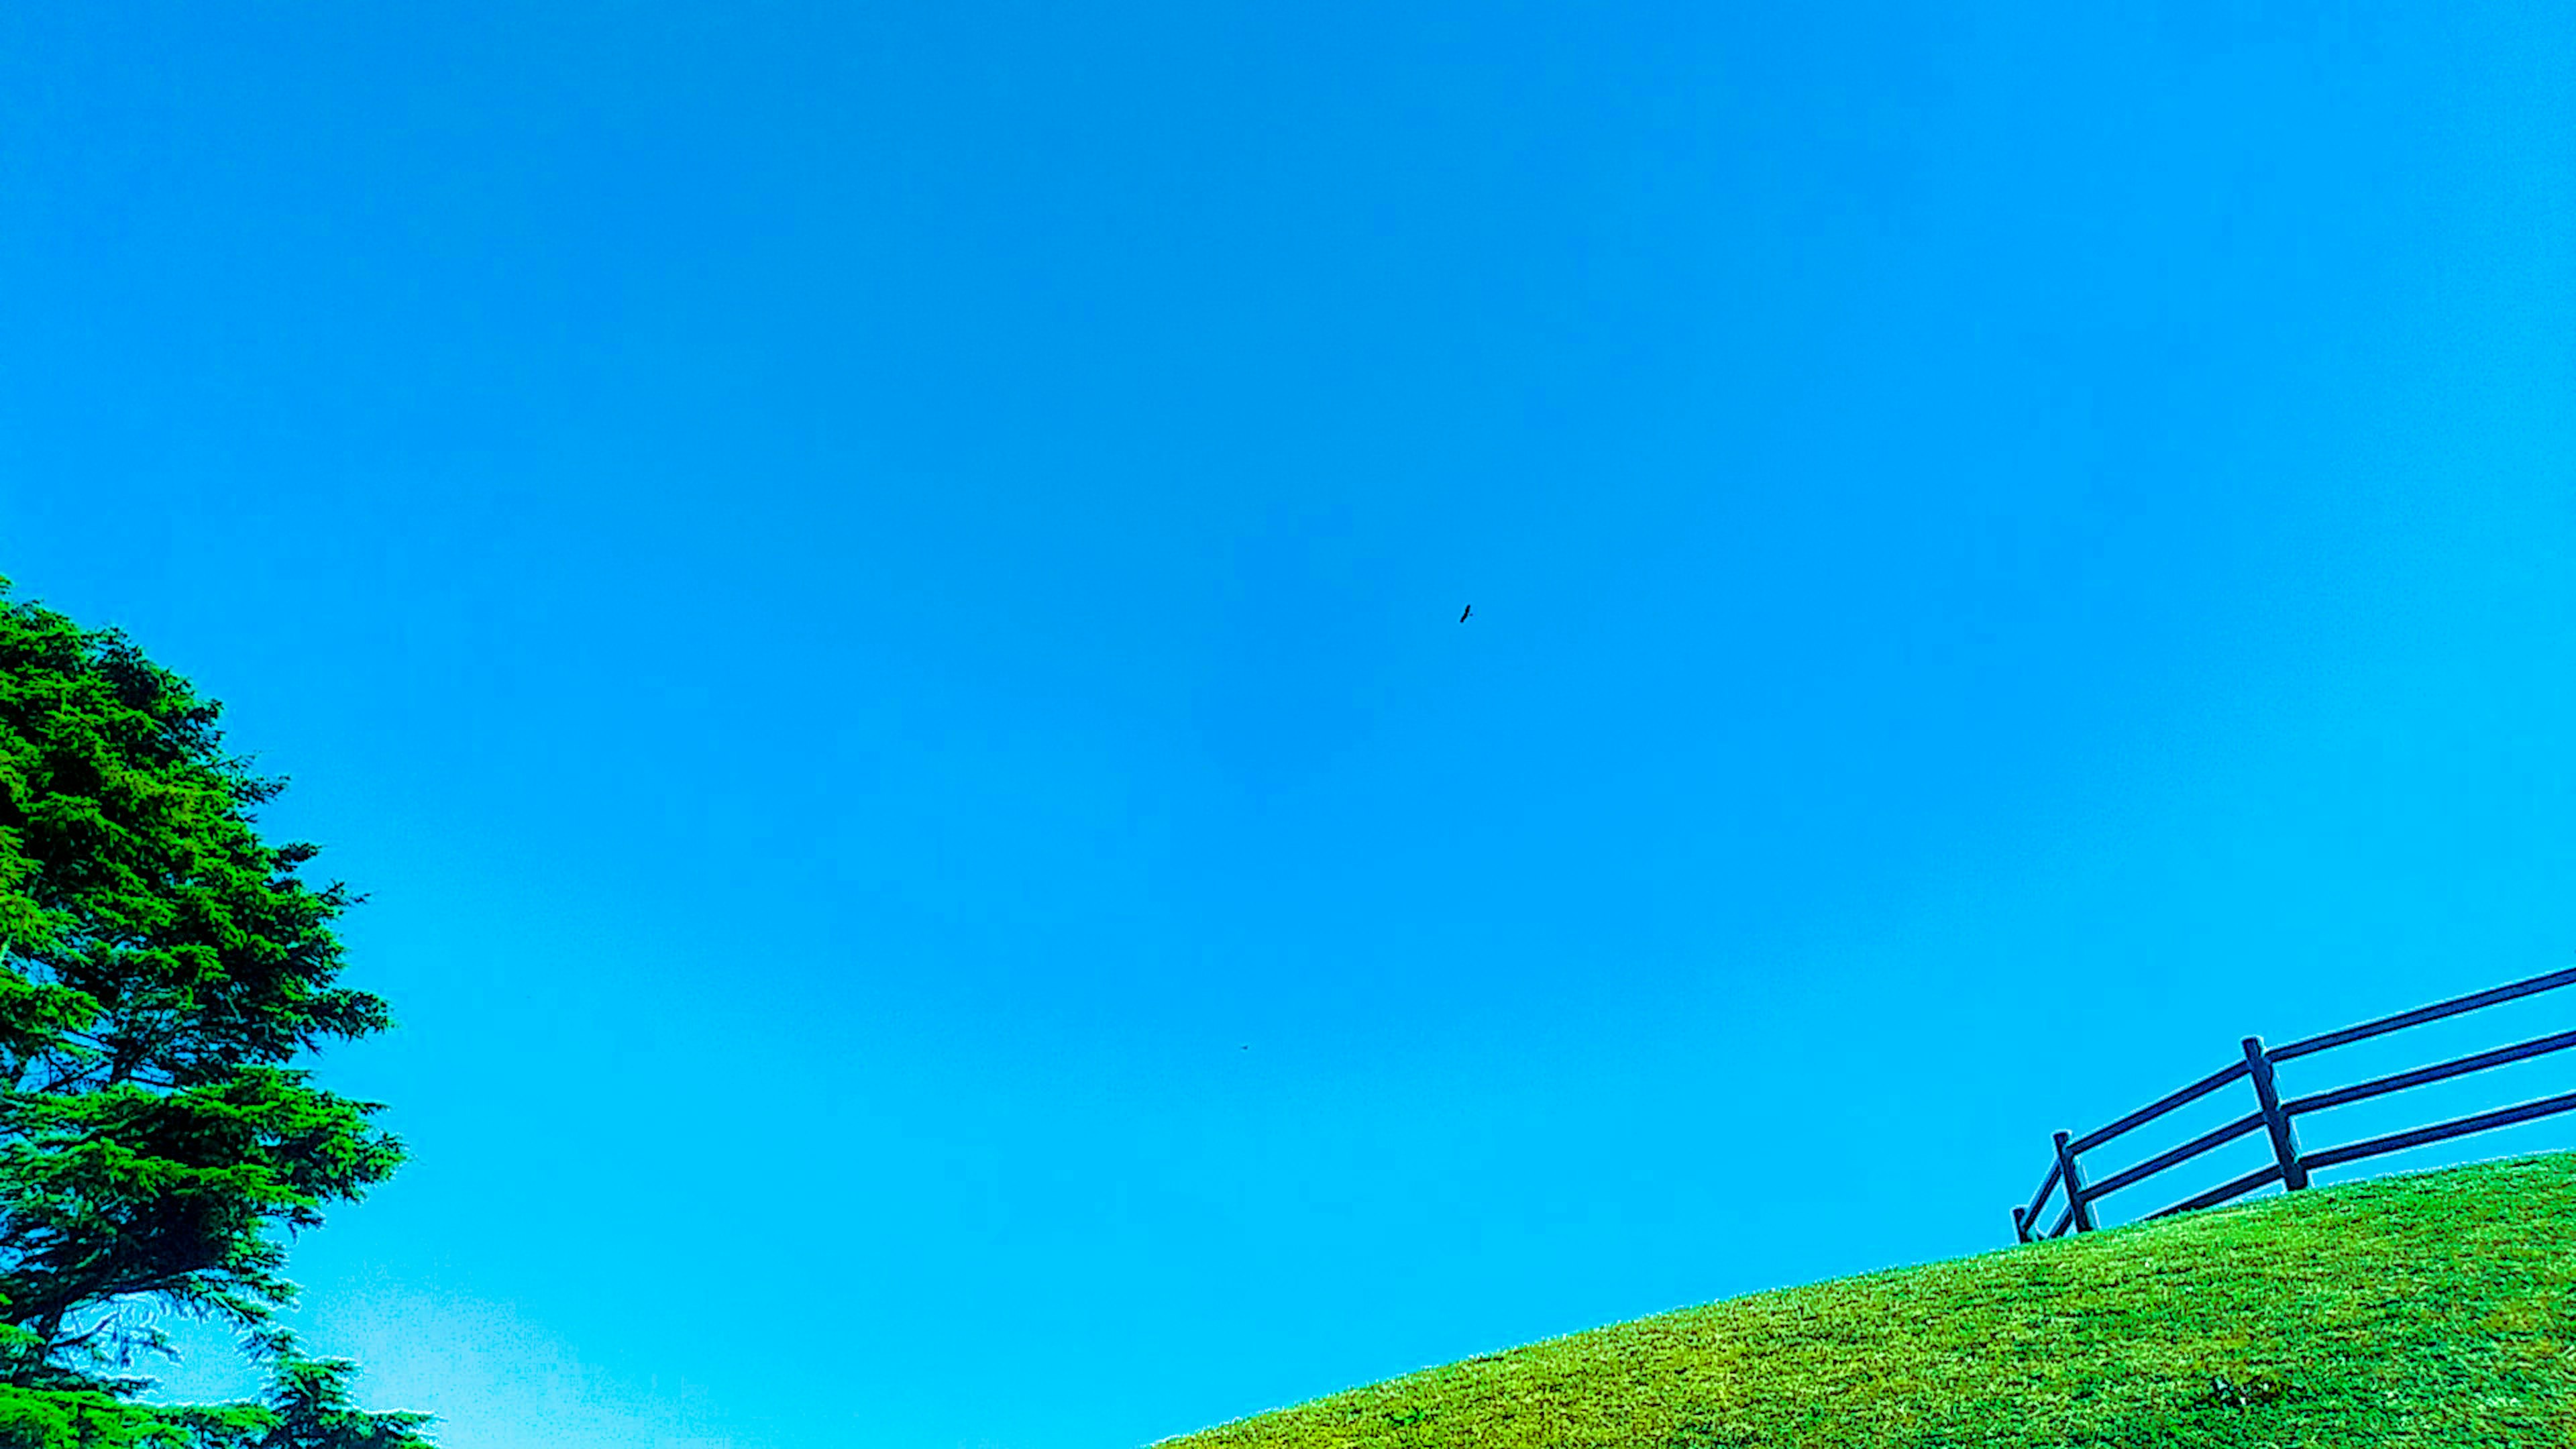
[1458,604,1472,623]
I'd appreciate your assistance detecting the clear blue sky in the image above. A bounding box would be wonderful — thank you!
[4,3,2573,1446]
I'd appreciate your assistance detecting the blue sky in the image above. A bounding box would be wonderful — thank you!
[3,2,2574,1446]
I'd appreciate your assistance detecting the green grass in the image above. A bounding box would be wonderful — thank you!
[1158,1151,2576,1448]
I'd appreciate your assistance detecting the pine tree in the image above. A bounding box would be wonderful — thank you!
[0,578,431,1448]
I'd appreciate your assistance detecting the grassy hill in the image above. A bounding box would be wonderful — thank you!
[1159,1151,2576,1448]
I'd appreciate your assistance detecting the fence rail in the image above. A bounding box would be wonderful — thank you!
[2014,964,2576,1244]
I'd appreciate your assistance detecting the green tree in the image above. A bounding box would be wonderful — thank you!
[0,577,432,1448]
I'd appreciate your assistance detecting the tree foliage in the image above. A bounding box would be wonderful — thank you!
[0,578,431,1448]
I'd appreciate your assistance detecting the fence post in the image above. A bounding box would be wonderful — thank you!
[2242,1036,2310,1191]
[2053,1131,2095,1232]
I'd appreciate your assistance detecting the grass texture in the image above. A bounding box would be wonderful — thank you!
[1159,1151,2576,1448]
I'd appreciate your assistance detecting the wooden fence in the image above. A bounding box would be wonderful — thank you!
[2015,963,2576,1242]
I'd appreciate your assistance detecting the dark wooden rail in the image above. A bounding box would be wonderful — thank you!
[2013,964,2576,1243]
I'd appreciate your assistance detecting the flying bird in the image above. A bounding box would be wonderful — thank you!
[1458,604,1472,623]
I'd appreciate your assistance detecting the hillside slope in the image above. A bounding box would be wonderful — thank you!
[1159,1152,2576,1448]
